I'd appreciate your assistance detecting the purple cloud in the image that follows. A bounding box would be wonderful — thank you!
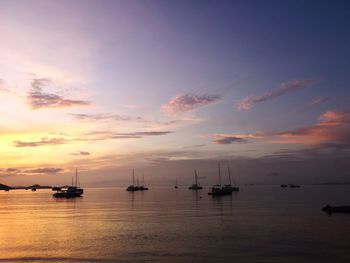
[163,93,221,114]
[27,78,91,109]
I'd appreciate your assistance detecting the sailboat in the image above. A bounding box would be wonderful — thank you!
[139,175,149,191]
[53,168,84,198]
[208,163,232,196]
[189,169,203,190]
[222,166,239,192]
[126,169,138,191]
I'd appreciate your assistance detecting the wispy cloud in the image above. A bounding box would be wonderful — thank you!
[86,131,173,140]
[310,96,331,106]
[72,151,91,156]
[237,79,314,111]
[24,167,63,174]
[14,137,68,147]
[163,93,221,114]
[1,167,63,177]
[27,78,91,109]
[69,113,138,122]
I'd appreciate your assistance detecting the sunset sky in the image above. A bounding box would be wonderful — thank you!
[1,0,350,186]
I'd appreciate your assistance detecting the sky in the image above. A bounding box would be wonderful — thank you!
[1,0,350,186]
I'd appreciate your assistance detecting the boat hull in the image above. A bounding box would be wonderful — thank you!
[53,192,83,198]
[322,205,350,213]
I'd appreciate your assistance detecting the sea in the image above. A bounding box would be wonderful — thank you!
[0,185,350,263]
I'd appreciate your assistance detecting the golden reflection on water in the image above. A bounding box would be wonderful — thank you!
[1,187,350,263]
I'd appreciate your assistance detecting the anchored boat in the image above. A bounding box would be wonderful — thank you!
[189,169,203,190]
[53,168,84,198]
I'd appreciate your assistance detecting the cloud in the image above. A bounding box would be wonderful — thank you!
[163,93,221,114]
[216,110,350,146]
[213,135,249,145]
[1,167,63,177]
[27,78,91,109]
[184,144,205,149]
[14,137,68,147]
[79,130,174,141]
[72,151,91,156]
[274,110,350,144]
[237,79,314,111]
[310,97,331,106]
[110,131,173,139]
[69,113,137,122]
[24,167,63,174]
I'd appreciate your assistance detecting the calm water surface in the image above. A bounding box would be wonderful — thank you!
[0,186,350,263]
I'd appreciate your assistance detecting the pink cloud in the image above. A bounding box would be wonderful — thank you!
[236,79,314,111]
[213,110,350,145]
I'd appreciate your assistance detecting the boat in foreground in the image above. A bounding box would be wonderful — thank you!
[322,205,350,214]
[53,168,83,198]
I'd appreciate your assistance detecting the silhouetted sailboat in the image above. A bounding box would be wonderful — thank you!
[189,169,203,190]
[126,169,138,191]
[208,163,232,196]
[222,165,239,192]
[139,175,149,191]
[53,168,84,198]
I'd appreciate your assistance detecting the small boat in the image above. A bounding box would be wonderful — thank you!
[281,184,288,188]
[289,184,301,188]
[189,169,203,190]
[31,188,37,191]
[53,168,84,198]
[126,169,138,191]
[322,205,350,214]
[138,175,149,191]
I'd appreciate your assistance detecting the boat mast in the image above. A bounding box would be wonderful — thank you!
[195,169,198,185]
[218,163,221,186]
[227,166,232,185]
[75,168,78,187]
[132,169,135,186]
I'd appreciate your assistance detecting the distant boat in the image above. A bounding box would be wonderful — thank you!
[53,168,84,198]
[289,184,301,188]
[175,178,179,189]
[31,188,37,191]
[322,205,350,214]
[281,184,288,188]
[189,169,203,190]
[139,175,149,191]
[126,169,138,191]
